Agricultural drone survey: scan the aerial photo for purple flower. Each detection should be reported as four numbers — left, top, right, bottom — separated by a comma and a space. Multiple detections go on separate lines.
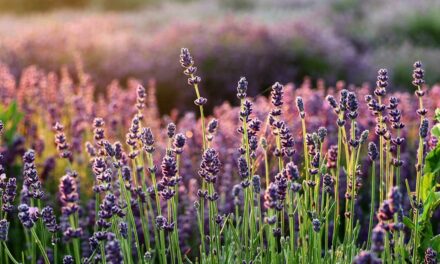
98, 193, 124, 227
371, 224, 385, 253
63, 255, 74, 264
326, 95, 338, 110
41, 206, 59, 233
199, 148, 221, 184
160, 155, 179, 199
22, 149, 44, 200
207, 119, 219, 135
412, 61, 425, 87
232, 184, 242, 206
424, 247, 437, 264
284, 162, 300, 181
237, 156, 249, 181
420, 119, 429, 138
119, 222, 128, 239
155, 216, 174, 232
53, 123, 72, 160
271, 82, 283, 107
180, 48, 194, 69
136, 85, 146, 111
59, 172, 79, 216
140, 127, 155, 153
252, 175, 261, 194
18, 204, 38, 229
173, 133, 186, 154
375, 69, 388, 97
323, 174, 334, 194
167, 123, 176, 139
327, 145, 338, 169
2, 177, 17, 213
264, 183, 279, 210
89, 236, 99, 251
127, 115, 141, 149
353, 251, 382, 264
236, 77, 248, 99
368, 142, 378, 161
0, 219, 9, 241
296, 96, 304, 116
312, 218, 321, 232
105, 235, 123, 264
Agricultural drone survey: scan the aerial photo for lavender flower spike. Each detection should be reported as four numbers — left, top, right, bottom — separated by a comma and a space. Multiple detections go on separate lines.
0, 219, 9, 241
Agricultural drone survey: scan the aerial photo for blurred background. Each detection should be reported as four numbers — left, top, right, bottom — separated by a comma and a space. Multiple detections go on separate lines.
1, 0, 440, 114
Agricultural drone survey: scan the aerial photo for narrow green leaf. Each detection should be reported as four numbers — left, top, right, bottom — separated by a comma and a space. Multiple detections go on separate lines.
421, 173, 435, 201
403, 216, 415, 230
430, 234, 440, 252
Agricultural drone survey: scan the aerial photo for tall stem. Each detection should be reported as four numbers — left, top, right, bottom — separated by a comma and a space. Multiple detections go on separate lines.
413, 84, 425, 264
30, 228, 50, 264
367, 161, 376, 248
189, 74, 207, 258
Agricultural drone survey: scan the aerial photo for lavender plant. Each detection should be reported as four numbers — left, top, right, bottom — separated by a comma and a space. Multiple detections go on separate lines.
0, 50, 439, 264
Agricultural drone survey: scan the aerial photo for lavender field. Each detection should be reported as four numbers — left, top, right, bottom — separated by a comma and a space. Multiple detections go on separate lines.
1, 1, 440, 264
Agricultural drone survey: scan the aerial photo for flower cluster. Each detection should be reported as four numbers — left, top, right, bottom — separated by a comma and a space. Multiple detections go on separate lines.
54, 122, 73, 160
22, 149, 44, 200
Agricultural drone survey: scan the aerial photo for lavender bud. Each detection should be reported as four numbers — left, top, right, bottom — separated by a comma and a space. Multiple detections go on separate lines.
260, 137, 268, 150
194, 97, 207, 106
232, 184, 241, 197
18, 204, 36, 229
312, 218, 321, 232
237, 156, 249, 180
237, 77, 248, 99
317, 127, 327, 142
353, 251, 382, 264
271, 82, 284, 107
119, 222, 128, 239
63, 255, 74, 264
167, 123, 176, 139
284, 162, 300, 181
59, 173, 79, 216
323, 174, 334, 193
326, 95, 338, 109
140, 128, 155, 146
2, 177, 17, 213
368, 142, 378, 161
424, 247, 437, 264
180, 48, 194, 68
375, 69, 388, 97
0, 219, 9, 241
412, 61, 425, 87
89, 236, 99, 251
419, 119, 429, 138
105, 235, 123, 264
371, 225, 385, 253
296, 97, 304, 114
252, 175, 261, 194
173, 133, 186, 150
360, 130, 369, 144
290, 182, 301, 192
41, 206, 59, 233
347, 92, 359, 113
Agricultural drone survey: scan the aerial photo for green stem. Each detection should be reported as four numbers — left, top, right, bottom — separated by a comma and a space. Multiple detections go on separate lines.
367, 161, 376, 248
30, 228, 50, 264
2, 242, 20, 264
